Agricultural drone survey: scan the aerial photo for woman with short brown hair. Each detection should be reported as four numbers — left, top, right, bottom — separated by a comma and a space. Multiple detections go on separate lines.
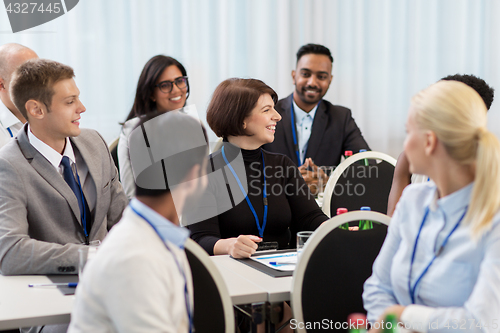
185, 78, 328, 258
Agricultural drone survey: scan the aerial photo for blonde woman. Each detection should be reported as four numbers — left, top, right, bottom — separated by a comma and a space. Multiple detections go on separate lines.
363, 80, 500, 332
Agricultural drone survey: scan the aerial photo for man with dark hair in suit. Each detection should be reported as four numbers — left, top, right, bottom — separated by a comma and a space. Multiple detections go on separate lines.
263, 43, 370, 194
69, 111, 209, 333
0, 58, 127, 278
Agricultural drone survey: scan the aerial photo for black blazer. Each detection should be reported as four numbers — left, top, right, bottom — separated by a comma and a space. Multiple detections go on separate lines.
263, 94, 370, 167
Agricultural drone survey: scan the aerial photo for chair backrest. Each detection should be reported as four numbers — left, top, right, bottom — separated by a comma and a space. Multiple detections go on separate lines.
291, 211, 390, 333
211, 137, 224, 153
322, 151, 397, 217
108, 137, 120, 174
184, 239, 235, 333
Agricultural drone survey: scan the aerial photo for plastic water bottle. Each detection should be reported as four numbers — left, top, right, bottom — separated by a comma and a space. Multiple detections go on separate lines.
383, 313, 399, 333
359, 206, 373, 230
348, 313, 368, 333
337, 208, 350, 230
359, 149, 369, 166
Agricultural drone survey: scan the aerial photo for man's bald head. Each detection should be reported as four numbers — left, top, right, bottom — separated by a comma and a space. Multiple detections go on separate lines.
0, 43, 38, 119
0, 43, 38, 88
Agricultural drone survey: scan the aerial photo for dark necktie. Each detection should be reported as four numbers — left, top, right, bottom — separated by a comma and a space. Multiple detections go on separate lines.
61, 156, 91, 237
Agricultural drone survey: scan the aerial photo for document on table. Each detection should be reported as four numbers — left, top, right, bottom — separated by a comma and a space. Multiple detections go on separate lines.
250, 252, 297, 271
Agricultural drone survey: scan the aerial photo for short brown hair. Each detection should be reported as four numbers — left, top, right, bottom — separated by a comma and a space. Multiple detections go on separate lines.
10, 59, 74, 120
207, 78, 278, 137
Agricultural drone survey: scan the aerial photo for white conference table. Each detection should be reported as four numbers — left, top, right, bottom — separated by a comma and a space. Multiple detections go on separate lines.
211, 255, 293, 304
0, 255, 293, 330
0, 275, 76, 330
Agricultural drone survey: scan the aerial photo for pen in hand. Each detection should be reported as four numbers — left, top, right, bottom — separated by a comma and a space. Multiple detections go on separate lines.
28, 283, 78, 288
269, 262, 295, 266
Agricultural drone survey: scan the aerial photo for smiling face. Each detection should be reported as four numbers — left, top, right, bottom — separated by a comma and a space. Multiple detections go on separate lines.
241, 93, 282, 147
42, 78, 86, 140
152, 65, 188, 112
292, 53, 333, 111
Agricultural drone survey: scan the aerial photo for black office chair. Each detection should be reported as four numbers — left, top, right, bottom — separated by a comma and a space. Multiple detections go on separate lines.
322, 151, 396, 217
184, 239, 235, 333
108, 137, 120, 175
291, 211, 390, 333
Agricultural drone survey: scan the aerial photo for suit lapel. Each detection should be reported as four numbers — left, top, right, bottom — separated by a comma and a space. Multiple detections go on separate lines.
71, 134, 102, 216
280, 94, 300, 166
17, 125, 81, 223
305, 100, 328, 163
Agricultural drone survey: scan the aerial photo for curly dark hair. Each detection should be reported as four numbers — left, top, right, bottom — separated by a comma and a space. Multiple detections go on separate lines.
441, 74, 494, 110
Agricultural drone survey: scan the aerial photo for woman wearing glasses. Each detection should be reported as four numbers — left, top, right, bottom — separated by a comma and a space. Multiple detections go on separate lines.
363, 80, 500, 331
118, 55, 189, 199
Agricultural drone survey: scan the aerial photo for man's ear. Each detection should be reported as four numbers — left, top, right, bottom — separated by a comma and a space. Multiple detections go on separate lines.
424, 130, 438, 156
181, 164, 201, 192
25, 100, 45, 120
0, 77, 6, 91
291, 70, 296, 85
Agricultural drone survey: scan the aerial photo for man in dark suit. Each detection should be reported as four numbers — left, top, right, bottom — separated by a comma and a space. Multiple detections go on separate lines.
263, 44, 370, 194
0, 58, 128, 278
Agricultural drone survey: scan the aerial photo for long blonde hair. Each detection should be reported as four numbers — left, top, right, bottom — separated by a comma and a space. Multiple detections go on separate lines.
411, 80, 500, 239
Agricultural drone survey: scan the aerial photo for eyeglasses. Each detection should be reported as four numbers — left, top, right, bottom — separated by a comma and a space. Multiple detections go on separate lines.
155, 76, 189, 93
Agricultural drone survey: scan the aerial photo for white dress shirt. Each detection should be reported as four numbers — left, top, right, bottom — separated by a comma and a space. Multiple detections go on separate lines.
0, 100, 23, 148
68, 200, 193, 333
117, 117, 140, 200
292, 100, 318, 166
363, 181, 500, 332
27, 125, 96, 211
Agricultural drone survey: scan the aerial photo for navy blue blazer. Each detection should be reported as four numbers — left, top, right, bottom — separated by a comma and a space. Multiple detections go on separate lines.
263, 94, 370, 167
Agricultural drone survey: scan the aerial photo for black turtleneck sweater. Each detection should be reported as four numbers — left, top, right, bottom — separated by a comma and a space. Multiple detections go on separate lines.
185, 141, 328, 255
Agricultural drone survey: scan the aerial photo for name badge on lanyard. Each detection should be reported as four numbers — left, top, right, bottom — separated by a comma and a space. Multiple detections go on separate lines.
130, 206, 193, 333
408, 206, 467, 304
290, 95, 321, 166
222, 146, 268, 238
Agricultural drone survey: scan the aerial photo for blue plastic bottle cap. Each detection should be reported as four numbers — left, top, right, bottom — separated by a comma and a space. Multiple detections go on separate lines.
359, 149, 367, 153
360, 206, 371, 211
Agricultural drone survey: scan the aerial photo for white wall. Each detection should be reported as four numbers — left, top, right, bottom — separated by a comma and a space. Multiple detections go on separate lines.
1, 0, 498, 158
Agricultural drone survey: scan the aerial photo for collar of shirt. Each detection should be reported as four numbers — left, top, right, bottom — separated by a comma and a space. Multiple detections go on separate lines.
292, 99, 318, 125
0, 100, 23, 132
27, 124, 76, 169
129, 198, 190, 249
428, 181, 473, 215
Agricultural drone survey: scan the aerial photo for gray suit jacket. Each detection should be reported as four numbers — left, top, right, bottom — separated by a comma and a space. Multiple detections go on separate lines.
0, 125, 128, 275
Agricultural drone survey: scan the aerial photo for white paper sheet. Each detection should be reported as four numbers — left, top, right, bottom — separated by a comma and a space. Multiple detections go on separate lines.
250, 252, 297, 271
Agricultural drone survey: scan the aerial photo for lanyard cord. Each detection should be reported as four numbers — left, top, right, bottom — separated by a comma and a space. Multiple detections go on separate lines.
290, 95, 321, 167
130, 206, 193, 333
290, 98, 302, 166
408, 206, 468, 304
221, 146, 268, 238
